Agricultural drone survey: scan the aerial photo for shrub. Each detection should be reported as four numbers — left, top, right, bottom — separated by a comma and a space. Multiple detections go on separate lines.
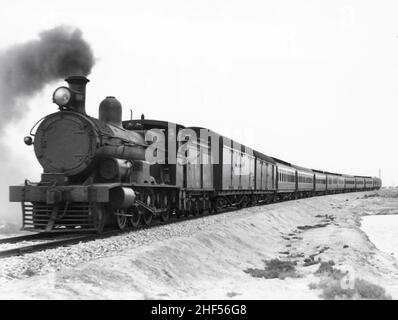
362, 194, 378, 199
354, 279, 391, 300
315, 261, 346, 280
310, 261, 391, 300
245, 259, 300, 280
315, 278, 392, 300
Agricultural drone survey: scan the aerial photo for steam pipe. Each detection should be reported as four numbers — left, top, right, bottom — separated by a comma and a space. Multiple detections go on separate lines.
96, 145, 147, 161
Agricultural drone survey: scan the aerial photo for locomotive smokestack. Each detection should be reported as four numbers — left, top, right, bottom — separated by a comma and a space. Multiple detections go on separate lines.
65, 76, 89, 114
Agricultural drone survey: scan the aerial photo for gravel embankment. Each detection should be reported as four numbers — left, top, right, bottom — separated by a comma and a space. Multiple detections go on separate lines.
0, 208, 260, 281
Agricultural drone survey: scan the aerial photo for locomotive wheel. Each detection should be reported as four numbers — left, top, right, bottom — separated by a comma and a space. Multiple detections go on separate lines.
190, 200, 200, 216
142, 210, 153, 226
115, 209, 128, 231
94, 204, 106, 234
160, 193, 170, 222
160, 210, 170, 222
142, 191, 154, 226
128, 207, 141, 228
176, 209, 186, 219
214, 198, 225, 212
192, 207, 199, 216
196, 200, 204, 215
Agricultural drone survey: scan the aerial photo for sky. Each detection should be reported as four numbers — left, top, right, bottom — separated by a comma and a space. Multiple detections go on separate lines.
0, 0, 397, 222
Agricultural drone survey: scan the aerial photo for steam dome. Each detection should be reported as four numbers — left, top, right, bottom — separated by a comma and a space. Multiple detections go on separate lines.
99, 96, 122, 127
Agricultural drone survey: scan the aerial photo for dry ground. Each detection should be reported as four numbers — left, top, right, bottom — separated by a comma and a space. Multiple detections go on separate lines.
0, 189, 397, 299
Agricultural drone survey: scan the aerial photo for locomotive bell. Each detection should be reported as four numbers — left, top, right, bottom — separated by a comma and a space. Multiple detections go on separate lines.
99, 96, 123, 127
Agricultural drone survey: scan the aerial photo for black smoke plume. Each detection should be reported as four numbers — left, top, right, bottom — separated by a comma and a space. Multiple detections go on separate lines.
0, 25, 95, 124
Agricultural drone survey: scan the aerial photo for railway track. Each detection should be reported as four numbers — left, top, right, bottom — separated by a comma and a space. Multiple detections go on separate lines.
0, 233, 60, 245
0, 230, 124, 259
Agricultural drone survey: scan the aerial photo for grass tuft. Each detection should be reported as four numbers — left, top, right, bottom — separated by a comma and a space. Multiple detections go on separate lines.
244, 259, 300, 280
354, 278, 391, 300
310, 261, 391, 300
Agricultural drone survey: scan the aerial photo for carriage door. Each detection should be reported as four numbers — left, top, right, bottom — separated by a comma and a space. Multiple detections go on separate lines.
222, 146, 233, 189
186, 143, 201, 189
231, 150, 241, 189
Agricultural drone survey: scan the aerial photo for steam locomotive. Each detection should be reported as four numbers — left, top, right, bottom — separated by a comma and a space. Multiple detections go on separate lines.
9, 76, 382, 233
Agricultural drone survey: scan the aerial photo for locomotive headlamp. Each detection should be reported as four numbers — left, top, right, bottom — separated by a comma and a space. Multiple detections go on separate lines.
53, 87, 73, 107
